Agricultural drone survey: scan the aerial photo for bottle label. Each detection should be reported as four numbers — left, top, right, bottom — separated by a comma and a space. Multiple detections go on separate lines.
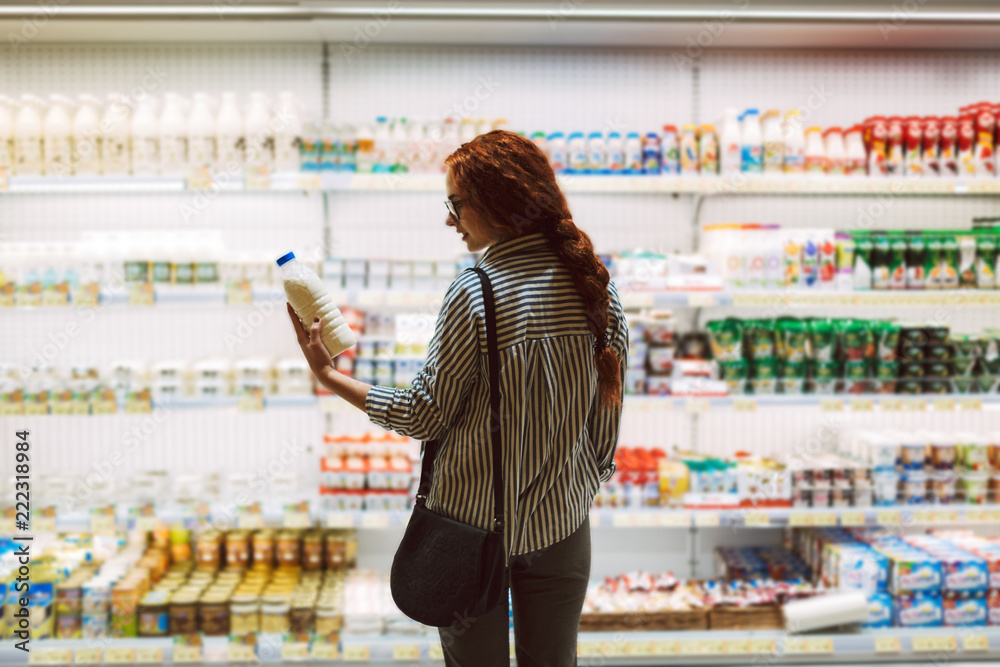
133, 137, 160, 170
189, 137, 216, 166
161, 136, 188, 166
15, 137, 43, 173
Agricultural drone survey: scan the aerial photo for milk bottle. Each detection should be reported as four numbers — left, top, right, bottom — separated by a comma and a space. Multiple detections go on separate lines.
159, 92, 189, 176
131, 96, 160, 175
44, 94, 74, 176
15, 94, 45, 176
216, 92, 244, 169
245, 92, 274, 170
274, 91, 302, 173
73, 94, 103, 175
0, 95, 15, 172
188, 92, 217, 169
278, 251, 357, 358
101, 94, 131, 175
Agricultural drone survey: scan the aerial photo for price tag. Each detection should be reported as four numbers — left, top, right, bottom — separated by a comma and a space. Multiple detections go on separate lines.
652, 641, 678, 655
694, 512, 720, 527
50, 400, 75, 415
933, 509, 959, 524
744, 511, 770, 526
392, 645, 420, 660
965, 509, 987, 523
90, 507, 116, 533
963, 634, 989, 651
33, 508, 57, 533
788, 512, 812, 527
726, 639, 750, 654
658, 511, 690, 527
989, 509, 1000, 524
135, 647, 163, 663
173, 645, 202, 663
959, 397, 983, 411
685, 398, 709, 413
91, 399, 117, 414
874, 636, 901, 653
104, 648, 135, 664
280, 643, 310, 660
125, 395, 152, 414
850, 398, 874, 412
748, 638, 776, 655
813, 512, 837, 527
361, 512, 390, 528
677, 641, 702, 655
912, 509, 933, 524
29, 650, 72, 665
688, 293, 715, 307
902, 397, 926, 411
913, 636, 956, 652
881, 397, 903, 411
428, 644, 445, 659
74, 649, 101, 665
612, 513, 637, 528
600, 642, 627, 657
283, 510, 311, 528
840, 511, 866, 526
783, 638, 808, 654
245, 165, 271, 190
186, 165, 213, 190
236, 509, 264, 530
876, 510, 901, 526
238, 389, 264, 412
342, 645, 370, 661
23, 401, 48, 415
820, 398, 844, 411
510, 642, 516, 659
626, 641, 654, 656
634, 512, 657, 527
807, 638, 834, 653
297, 173, 322, 190
128, 282, 155, 307
577, 642, 602, 657
933, 397, 956, 411
310, 642, 338, 660
0, 402, 23, 416
733, 397, 756, 412
228, 644, 257, 661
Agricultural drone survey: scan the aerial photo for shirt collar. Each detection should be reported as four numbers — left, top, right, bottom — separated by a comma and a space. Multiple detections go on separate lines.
476, 232, 549, 268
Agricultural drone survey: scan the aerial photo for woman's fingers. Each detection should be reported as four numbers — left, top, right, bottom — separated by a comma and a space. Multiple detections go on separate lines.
309, 316, 322, 343
287, 303, 307, 343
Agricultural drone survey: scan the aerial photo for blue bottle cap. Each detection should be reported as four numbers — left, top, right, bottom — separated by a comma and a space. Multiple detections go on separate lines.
276, 251, 296, 266
588, 132, 602, 138
608, 132, 621, 138
627, 132, 640, 138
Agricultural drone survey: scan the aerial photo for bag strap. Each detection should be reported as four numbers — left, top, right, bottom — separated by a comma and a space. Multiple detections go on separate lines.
415, 267, 504, 533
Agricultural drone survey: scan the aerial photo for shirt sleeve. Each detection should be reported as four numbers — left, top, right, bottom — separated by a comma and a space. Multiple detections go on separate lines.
365, 275, 481, 441
588, 281, 629, 483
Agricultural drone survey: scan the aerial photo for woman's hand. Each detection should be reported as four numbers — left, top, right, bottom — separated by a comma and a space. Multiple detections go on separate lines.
287, 303, 335, 379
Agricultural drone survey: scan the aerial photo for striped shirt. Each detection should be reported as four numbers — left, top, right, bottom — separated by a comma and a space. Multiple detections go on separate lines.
366, 232, 628, 557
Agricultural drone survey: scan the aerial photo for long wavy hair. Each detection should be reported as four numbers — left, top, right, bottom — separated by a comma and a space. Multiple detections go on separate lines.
445, 130, 621, 407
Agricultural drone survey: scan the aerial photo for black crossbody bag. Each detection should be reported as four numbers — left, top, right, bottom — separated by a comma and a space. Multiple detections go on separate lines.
389, 267, 508, 628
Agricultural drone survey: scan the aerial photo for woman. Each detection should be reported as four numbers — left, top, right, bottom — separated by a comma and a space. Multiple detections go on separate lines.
288, 130, 628, 666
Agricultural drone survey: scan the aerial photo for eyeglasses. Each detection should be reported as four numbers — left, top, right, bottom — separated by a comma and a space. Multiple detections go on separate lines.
445, 198, 463, 221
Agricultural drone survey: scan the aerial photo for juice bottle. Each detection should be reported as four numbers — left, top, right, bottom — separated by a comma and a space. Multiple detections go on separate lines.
761, 109, 783, 173
71, 94, 100, 176
187, 92, 217, 170
274, 91, 303, 173
14, 93, 44, 176
0, 95, 13, 173
101, 93, 131, 175
886, 116, 904, 176
44, 94, 73, 177
720, 108, 742, 174
783, 231, 803, 288
606, 132, 624, 173
355, 122, 375, 173
844, 125, 866, 175
902, 116, 923, 177
660, 125, 679, 174
587, 132, 606, 174
278, 251, 357, 358
865, 116, 888, 177
679, 125, 698, 175
924, 233, 944, 290
871, 235, 891, 290
974, 102, 996, 176
853, 232, 873, 290
547, 132, 567, 173
888, 232, 908, 290
245, 92, 274, 170
804, 127, 826, 173
957, 112, 976, 176
975, 233, 997, 289
939, 116, 958, 176
905, 234, 926, 290
625, 132, 643, 174
740, 109, 762, 173
159, 92, 189, 176
801, 232, 820, 288
642, 132, 660, 174
823, 127, 845, 175
941, 235, 960, 288
130, 95, 160, 176
782, 110, 805, 173
568, 132, 587, 173
698, 124, 718, 174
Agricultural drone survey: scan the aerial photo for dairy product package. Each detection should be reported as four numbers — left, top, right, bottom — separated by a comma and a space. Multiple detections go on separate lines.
278, 251, 357, 358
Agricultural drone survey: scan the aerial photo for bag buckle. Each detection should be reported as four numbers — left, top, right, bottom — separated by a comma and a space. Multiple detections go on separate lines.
493, 518, 504, 530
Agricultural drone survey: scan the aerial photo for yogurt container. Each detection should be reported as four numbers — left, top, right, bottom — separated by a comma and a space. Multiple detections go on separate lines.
929, 472, 957, 505
960, 472, 989, 505
930, 434, 957, 471
901, 470, 928, 505
958, 434, 990, 472
900, 438, 927, 471
874, 471, 900, 506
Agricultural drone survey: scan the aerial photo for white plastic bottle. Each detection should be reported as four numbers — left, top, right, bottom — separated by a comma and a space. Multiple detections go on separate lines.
101, 93, 131, 175
625, 132, 643, 174
390, 117, 409, 173
373, 116, 391, 172
278, 251, 357, 358
73, 94, 103, 176
216, 92, 244, 169
244, 92, 274, 171
761, 109, 784, 174
188, 92, 216, 169
355, 122, 375, 173
547, 132, 567, 173
274, 91, 303, 173
606, 132, 624, 173
844, 126, 867, 176
824, 127, 846, 175
131, 96, 160, 175
44, 94, 74, 177
719, 107, 742, 174
14, 94, 45, 176
782, 110, 805, 173
0, 95, 16, 172
740, 109, 763, 173
804, 127, 827, 174
159, 92, 189, 176
587, 132, 606, 174
568, 132, 587, 173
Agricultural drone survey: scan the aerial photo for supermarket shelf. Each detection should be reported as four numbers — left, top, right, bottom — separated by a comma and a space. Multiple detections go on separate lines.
5, 173, 1000, 195
5, 628, 1000, 666
591, 505, 1000, 530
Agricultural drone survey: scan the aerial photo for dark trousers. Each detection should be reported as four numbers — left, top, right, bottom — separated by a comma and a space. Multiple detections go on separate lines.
439, 518, 591, 667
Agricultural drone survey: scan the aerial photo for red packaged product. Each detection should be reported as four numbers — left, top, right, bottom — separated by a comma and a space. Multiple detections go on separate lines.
886, 116, 904, 176
866, 116, 889, 176
989, 589, 1000, 626
940, 116, 958, 176
903, 116, 924, 177
958, 113, 977, 176
922, 116, 941, 176
974, 102, 996, 176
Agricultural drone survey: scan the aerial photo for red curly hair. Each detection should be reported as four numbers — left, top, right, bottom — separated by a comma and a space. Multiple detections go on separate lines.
446, 130, 621, 408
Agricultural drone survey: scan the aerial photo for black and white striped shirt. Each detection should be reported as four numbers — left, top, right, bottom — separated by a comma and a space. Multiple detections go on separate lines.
366, 232, 628, 556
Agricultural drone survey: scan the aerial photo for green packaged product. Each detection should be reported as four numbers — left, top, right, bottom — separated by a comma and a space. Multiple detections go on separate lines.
775, 319, 808, 362
939, 235, 960, 288
953, 377, 978, 394
872, 235, 891, 290
752, 358, 777, 380
706, 319, 743, 362
743, 319, 776, 360
954, 357, 978, 377
873, 321, 900, 361
975, 234, 997, 289
899, 344, 924, 363
876, 361, 898, 380
844, 359, 870, 380
888, 232, 908, 290
906, 234, 926, 289
812, 361, 839, 382
752, 378, 777, 396
958, 234, 977, 288
807, 319, 836, 362
900, 326, 929, 347
924, 343, 955, 361
874, 379, 897, 394
924, 361, 954, 378
779, 377, 805, 394
780, 361, 807, 379
900, 361, 924, 378
923, 379, 952, 394
719, 360, 749, 395
952, 335, 982, 358
897, 379, 923, 394
837, 319, 872, 361
979, 375, 998, 392
853, 233, 874, 290
924, 234, 944, 290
